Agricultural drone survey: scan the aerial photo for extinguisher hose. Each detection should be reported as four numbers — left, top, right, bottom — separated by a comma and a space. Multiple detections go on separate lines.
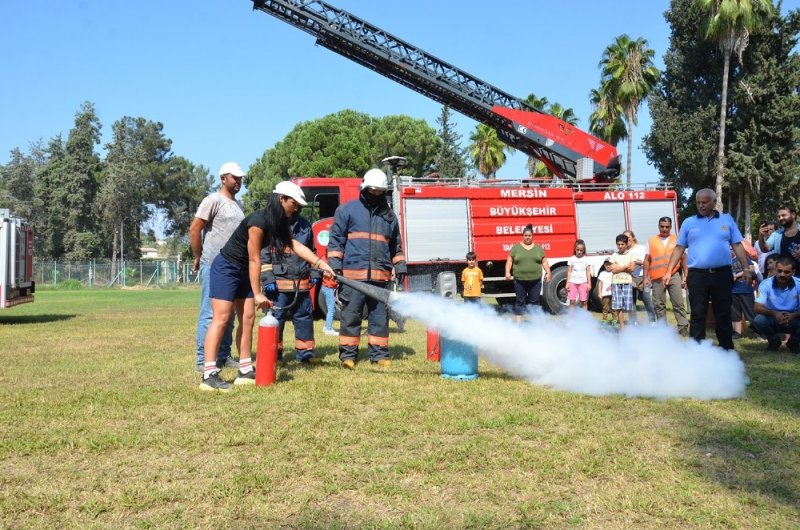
265, 270, 311, 312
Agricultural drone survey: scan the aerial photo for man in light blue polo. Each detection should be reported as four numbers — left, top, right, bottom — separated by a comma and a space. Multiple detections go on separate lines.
663, 189, 752, 350
751, 257, 800, 353
757, 205, 800, 277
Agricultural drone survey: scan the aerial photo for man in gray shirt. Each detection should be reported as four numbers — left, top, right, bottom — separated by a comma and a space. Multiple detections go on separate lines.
189, 162, 245, 372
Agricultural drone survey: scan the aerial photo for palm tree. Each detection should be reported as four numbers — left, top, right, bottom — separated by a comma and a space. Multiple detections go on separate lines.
469, 124, 510, 179
696, 0, 775, 211
589, 84, 627, 147
599, 34, 659, 189
523, 92, 549, 111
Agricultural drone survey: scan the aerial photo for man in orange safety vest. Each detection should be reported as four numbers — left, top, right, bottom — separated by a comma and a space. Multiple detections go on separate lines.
643, 216, 689, 336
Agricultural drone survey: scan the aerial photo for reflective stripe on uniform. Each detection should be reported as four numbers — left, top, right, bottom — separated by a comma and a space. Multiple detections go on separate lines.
339, 334, 361, 347
392, 254, 405, 264
348, 231, 390, 243
276, 278, 310, 291
295, 338, 315, 350
343, 269, 392, 281
367, 334, 389, 347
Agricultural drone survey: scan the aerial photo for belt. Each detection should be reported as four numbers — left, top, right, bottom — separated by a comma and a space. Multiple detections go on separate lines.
688, 266, 730, 273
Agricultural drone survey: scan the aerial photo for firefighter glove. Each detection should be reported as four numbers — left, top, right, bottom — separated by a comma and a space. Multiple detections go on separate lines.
394, 262, 407, 283
260, 270, 277, 286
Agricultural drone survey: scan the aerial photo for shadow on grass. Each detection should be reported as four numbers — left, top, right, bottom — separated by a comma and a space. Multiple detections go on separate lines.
670, 401, 799, 509
0, 314, 77, 325
741, 353, 800, 417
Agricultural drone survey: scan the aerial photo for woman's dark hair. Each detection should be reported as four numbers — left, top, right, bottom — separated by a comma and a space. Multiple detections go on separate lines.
616, 234, 629, 244
574, 239, 586, 252
262, 193, 293, 255
763, 253, 780, 278
522, 224, 534, 235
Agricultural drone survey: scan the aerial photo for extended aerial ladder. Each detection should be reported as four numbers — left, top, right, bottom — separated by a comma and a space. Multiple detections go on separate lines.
250, 0, 620, 182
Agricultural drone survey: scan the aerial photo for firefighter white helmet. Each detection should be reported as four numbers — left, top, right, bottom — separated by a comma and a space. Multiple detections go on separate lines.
273, 180, 308, 206
361, 168, 389, 191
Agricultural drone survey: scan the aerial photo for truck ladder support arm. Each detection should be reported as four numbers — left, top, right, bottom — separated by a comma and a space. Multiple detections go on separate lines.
250, 0, 617, 179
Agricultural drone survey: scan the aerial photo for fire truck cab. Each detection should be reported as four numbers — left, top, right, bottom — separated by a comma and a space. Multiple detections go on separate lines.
295, 177, 678, 313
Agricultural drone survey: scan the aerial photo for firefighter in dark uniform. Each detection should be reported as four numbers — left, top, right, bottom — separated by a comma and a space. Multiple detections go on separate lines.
326, 168, 406, 369
260, 211, 323, 365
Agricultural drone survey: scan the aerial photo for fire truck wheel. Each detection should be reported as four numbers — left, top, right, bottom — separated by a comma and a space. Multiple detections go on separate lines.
542, 267, 569, 314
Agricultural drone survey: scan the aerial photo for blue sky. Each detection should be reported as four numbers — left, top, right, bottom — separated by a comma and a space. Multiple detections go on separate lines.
3, 0, 799, 190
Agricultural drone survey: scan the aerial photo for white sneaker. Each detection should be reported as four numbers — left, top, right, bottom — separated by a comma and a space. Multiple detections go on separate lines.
324, 328, 339, 336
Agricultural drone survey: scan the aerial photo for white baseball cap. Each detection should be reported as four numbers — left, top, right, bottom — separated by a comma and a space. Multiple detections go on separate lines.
219, 161, 246, 178
273, 180, 308, 206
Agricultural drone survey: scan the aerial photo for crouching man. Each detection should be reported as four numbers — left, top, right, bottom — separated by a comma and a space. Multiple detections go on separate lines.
751, 257, 800, 353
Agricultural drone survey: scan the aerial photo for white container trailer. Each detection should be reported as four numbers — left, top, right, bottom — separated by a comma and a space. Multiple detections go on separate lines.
0, 209, 35, 308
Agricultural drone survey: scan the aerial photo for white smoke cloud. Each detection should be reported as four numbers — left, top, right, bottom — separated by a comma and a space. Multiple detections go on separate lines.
392, 293, 749, 400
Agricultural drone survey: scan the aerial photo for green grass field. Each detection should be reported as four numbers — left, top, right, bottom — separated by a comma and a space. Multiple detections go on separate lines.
1, 289, 799, 528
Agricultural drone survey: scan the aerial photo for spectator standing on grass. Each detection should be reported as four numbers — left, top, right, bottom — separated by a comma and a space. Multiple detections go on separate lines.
758, 206, 800, 277
505, 224, 551, 323
643, 216, 689, 336
624, 230, 656, 325
189, 162, 245, 373
597, 259, 614, 324
199, 181, 334, 391
321, 275, 338, 335
260, 209, 323, 365
327, 168, 406, 370
566, 239, 591, 312
750, 257, 800, 353
609, 233, 635, 330
730, 250, 756, 340
663, 188, 752, 351
461, 251, 484, 304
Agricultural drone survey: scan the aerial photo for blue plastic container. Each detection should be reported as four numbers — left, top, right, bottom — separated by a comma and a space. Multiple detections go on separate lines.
440, 337, 479, 380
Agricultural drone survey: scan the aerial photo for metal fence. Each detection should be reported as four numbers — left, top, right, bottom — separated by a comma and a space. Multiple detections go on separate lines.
33, 260, 200, 288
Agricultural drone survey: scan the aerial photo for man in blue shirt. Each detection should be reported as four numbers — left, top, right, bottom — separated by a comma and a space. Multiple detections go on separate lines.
663, 189, 752, 350
757, 205, 800, 276
751, 257, 800, 353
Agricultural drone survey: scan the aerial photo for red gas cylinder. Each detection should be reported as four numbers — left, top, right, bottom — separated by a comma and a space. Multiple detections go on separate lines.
256, 311, 280, 387
426, 329, 441, 362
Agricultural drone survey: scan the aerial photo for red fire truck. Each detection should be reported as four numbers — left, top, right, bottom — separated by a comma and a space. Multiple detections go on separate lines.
0, 209, 35, 308
298, 177, 677, 312
250, 1, 679, 311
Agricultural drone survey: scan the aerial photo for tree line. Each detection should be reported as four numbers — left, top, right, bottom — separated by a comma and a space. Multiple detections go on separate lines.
0, 102, 212, 265
2, 0, 798, 262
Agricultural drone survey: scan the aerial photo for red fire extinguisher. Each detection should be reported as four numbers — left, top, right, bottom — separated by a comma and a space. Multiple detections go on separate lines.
426, 328, 441, 362
256, 310, 280, 387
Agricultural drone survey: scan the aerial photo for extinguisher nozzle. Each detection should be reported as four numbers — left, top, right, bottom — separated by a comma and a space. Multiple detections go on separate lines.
334, 275, 394, 305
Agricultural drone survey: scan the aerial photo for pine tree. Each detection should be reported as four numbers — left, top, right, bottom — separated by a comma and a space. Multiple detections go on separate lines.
433, 106, 467, 180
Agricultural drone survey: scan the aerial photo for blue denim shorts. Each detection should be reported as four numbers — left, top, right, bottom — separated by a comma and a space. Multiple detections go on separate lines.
209, 254, 254, 301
